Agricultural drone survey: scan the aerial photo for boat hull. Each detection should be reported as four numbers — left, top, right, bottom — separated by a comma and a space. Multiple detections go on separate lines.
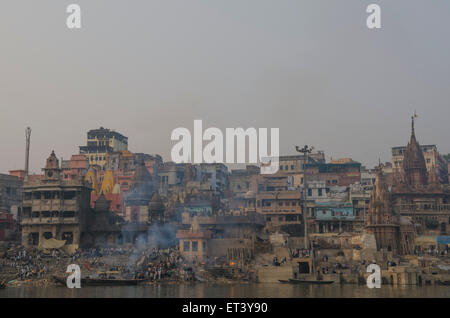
53, 275, 145, 286
288, 278, 334, 285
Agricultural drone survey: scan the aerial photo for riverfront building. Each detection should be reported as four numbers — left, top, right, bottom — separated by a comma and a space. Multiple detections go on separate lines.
21, 151, 92, 248
79, 127, 128, 167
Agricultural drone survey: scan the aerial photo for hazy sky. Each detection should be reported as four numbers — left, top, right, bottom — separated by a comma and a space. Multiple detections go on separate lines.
1, 1, 449, 174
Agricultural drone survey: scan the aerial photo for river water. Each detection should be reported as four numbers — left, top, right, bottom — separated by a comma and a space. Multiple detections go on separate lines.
1, 283, 449, 298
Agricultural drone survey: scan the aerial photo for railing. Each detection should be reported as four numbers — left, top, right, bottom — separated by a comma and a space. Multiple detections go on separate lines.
395, 204, 450, 212
21, 217, 79, 225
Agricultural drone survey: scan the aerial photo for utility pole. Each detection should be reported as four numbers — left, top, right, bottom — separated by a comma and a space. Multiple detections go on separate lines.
296, 145, 314, 250
25, 127, 31, 178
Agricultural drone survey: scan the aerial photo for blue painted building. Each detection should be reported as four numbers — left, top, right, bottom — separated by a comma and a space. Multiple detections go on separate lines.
313, 202, 355, 233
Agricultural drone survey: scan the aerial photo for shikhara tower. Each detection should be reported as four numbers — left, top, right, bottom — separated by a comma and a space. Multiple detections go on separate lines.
401, 115, 428, 188
391, 115, 449, 236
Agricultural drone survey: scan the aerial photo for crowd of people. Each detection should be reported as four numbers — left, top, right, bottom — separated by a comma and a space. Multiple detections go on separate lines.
131, 248, 186, 280
0, 244, 192, 284
291, 248, 312, 258
0, 245, 61, 280
414, 246, 449, 257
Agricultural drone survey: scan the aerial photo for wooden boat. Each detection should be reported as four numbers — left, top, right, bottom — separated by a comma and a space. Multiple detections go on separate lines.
288, 278, 334, 285
53, 275, 146, 286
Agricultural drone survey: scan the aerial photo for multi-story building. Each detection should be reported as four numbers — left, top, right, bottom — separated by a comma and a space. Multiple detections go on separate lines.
304, 159, 361, 187
229, 165, 260, 197
255, 190, 304, 233
196, 163, 229, 194
0, 173, 23, 224
277, 152, 326, 174
261, 152, 326, 187
61, 155, 89, 181
0, 212, 15, 241
349, 183, 371, 225
311, 202, 355, 233
158, 162, 186, 193
178, 212, 265, 263
21, 151, 92, 247
79, 127, 128, 167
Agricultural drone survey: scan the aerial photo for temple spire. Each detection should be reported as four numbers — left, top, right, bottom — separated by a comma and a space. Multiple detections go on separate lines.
403, 111, 428, 187
411, 111, 417, 137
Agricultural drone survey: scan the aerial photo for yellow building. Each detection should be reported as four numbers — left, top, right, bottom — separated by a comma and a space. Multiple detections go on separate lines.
176, 217, 212, 263
79, 127, 128, 167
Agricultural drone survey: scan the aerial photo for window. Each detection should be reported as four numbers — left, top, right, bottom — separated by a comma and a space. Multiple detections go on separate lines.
308, 189, 312, 196
318, 189, 323, 196
63, 211, 75, 218
183, 241, 190, 251
286, 215, 297, 222
291, 165, 294, 170
280, 166, 283, 171
192, 241, 198, 252
23, 207, 31, 218
202, 241, 206, 251
62, 232, 73, 244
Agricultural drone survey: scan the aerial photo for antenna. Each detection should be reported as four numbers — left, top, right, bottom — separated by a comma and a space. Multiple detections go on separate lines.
25, 127, 31, 177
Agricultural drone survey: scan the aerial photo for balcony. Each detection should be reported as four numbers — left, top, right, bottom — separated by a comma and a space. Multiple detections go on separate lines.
395, 204, 450, 213
21, 217, 79, 225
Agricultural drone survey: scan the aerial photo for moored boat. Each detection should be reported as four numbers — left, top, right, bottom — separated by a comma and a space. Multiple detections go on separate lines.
53, 275, 146, 286
288, 278, 334, 285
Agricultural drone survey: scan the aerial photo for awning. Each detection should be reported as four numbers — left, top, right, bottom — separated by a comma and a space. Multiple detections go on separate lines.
38, 238, 66, 250
437, 236, 450, 245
